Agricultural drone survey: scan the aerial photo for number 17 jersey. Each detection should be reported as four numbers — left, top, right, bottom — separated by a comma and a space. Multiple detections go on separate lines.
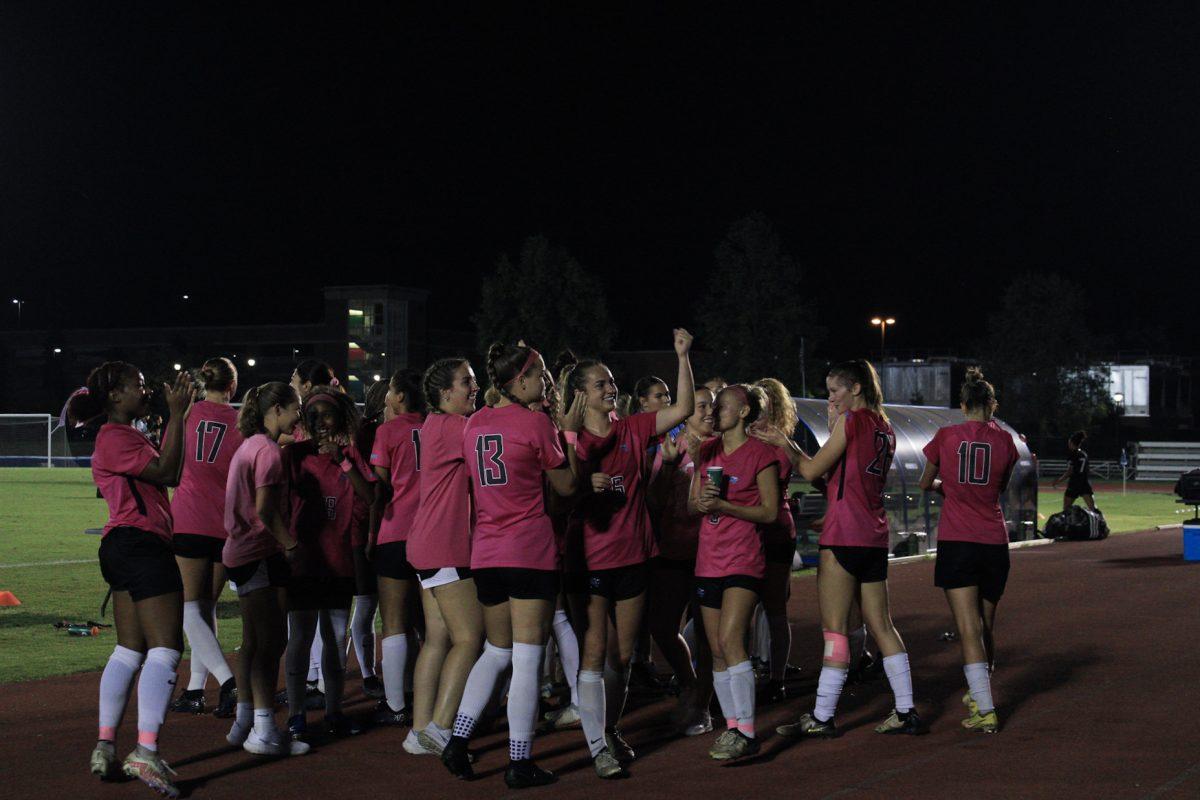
169, 400, 244, 538
820, 409, 895, 549
923, 420, 1018, 545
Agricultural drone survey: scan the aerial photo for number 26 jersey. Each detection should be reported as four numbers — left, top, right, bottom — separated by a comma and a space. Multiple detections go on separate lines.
820, 409, 895, 549
923, 420, 1018, 545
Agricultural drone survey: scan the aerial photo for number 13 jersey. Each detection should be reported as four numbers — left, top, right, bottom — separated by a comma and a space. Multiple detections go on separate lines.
820, 409, 895, 549
464, 403, 567, 571
923, 420, 1019, 545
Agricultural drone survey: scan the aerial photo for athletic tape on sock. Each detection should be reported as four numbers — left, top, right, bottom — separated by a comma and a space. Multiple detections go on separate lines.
823, 630, 850, 665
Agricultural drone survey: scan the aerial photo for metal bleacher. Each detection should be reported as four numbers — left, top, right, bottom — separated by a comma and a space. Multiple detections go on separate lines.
1132, 442, 1200, 482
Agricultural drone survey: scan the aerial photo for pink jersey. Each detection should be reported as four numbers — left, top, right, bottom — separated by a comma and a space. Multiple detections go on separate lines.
575, 411, 658, 570
820, 409, 895, 549
657, 435, 707, 561
284, 442, 374, 578
370, 412, 425, 546
465, 404, 567, 571
694, 436, 777, 579
406, 413, 473, 570
222, 434, 286, 568
923, 420, 1019, 545
168, 401, 243, 539
92, 423, 173, 541
762, 444, 796, 544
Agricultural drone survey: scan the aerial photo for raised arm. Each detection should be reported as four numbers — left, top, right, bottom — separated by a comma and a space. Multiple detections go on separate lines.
655, 328, 695, 435
137, 372, 194, 487
546, 390, 586, 497
799, 414, 848, 482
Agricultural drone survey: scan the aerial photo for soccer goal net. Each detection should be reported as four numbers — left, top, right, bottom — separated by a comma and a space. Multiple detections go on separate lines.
0, 414, 75, 467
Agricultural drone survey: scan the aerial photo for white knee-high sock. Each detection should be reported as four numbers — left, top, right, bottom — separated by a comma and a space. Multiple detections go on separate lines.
602, 663, 628, 728
552, 610, 580, 706
813, 666, 848, 722
728, 659, 756, 737
183, 600, 233, 687
381, 633, 408, 712
452, 641, 512, 739
752, 605, 770, 663
136, 648, 181, 751
348, 595, 378, 678
767, 613, 791, 682
964, 662, 994, 713
577, 669, 606, 757
883, 652, 914, 713
99, 645, 144, 741
508, 643, 544, 762
712, 669, 736, 729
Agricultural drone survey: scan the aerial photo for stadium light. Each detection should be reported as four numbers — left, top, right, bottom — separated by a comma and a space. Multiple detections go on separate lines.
373, 374, 381, 381
12, 298, 23, 327
246, 358, 257, 367
870, 316, 896, 361
173, 363, 182, 371
182, 294, 190, 300
53, 348, 62, 354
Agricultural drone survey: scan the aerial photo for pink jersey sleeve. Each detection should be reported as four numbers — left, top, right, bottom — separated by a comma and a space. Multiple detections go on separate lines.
629, 411, 658, 449
253, 442, 284, 488
922, 428, 942, 466
532, 414, 566, 472
346, 446, 376, 482
99, 425, 158, 477
369, 424, 393, 468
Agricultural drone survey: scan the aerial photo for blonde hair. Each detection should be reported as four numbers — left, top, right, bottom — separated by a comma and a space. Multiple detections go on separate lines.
754, 377, 797, 436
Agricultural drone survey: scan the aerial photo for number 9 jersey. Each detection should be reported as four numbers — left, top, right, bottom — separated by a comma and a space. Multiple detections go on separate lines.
168, 399, 244, 539
820, 409, 895, 549
923, 420, 1019, 545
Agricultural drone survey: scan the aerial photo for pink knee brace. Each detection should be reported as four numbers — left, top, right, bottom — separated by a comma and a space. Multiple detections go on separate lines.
822, 630, 850, 666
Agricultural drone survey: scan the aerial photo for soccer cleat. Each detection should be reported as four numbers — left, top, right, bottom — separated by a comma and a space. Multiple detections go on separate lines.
362, 675, 385, 700
441, 735, 475, 780
287, 713, 308, 741
325, 713, 364, 737
710, 730, 760, 761
212, 678, 237, 718
409, 728, 444, 756
683, 710, 714, 737
372, 699, 411, 727
592, 747, 628, 779
243, 728, 311, 756
542, 702, 581, 730
90, 741, 117, 779
776, 712, 838, 739
875, 708, 927, 735
962, 691, 979, 716
504, 759, 558, 789
168, 688, 205, 715
304, 682, 326, 711
122, 747, 180, 798
605, 728, 635, 763
962, 709, 999, 733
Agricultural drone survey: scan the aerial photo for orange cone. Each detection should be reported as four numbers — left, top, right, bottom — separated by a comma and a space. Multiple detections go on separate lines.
0, 591, 21, 606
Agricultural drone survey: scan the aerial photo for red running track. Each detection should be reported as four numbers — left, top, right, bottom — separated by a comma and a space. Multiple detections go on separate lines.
2, 529, 1198, 799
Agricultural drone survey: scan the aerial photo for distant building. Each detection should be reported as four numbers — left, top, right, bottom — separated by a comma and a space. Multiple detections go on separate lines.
0, 285, 454, 412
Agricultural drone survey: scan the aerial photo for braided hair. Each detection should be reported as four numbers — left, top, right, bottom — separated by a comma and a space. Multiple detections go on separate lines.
486, 341, 537, 406
423, 358, 468, 414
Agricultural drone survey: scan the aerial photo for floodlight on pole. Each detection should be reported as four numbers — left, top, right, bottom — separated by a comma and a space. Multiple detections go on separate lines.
12, 298, 24, 327
870, 316, 896, 361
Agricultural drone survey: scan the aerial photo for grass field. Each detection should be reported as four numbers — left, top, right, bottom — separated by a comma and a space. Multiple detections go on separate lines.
0, 468, 1189, 684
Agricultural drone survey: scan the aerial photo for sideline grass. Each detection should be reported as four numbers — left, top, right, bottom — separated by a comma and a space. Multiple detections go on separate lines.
0, 468, 1189, 683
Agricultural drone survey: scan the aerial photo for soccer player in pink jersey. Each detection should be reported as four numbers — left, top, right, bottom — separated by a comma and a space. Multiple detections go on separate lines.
402, 360, 483, 756
222, 382, 308, 758
690, 384, 780, 760
73, 362, 194, 797
777, 360, 924, 739
367, 368, 426, 731
749, 377, 800, 704
167, 357, 243, 719
560, 329, 695, 778
439, 342, 585, 788
281, 388, 377, 740
919, 368, 1019, 734
648, 387, 717, 735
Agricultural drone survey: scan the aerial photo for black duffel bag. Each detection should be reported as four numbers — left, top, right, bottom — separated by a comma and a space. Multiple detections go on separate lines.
1045, 505, 1109, 540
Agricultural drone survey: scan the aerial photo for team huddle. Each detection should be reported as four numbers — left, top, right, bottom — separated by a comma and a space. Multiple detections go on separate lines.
73, 330, 1019, 797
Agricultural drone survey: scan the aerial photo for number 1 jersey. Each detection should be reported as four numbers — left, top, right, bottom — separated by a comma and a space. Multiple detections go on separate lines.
923, 420, 1018, 545
820, 409, 895, 549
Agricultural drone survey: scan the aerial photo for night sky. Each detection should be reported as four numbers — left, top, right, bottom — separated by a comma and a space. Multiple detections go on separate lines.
4, 4, 1199, 358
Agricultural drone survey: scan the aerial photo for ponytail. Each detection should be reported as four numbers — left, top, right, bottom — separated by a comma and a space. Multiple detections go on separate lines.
67, 361, 138, 424
485, 341, 538, 405
198, 357, 237, 397
237, 381, 297, 437
423, 358, 468, 415
754, 377, 797, 436
828, 359, 888, 422
387, 368, 425, 416
960, 366, 996, 416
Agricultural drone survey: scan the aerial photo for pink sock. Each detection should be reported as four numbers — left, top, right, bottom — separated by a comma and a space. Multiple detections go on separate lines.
726, 717, 738, 730
98, 726, 117, 741
137, 730, 158, 751
738, 720, 756, 737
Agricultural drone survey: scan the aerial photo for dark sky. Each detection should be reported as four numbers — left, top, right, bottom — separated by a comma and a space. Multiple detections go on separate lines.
4, 4, 1199, 358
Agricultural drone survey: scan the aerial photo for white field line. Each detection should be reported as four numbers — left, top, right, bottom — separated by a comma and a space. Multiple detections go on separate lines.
0, 558, 98, 569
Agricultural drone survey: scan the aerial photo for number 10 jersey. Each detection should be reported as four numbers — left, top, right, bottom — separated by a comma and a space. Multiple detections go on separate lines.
923, 420, 1019, 545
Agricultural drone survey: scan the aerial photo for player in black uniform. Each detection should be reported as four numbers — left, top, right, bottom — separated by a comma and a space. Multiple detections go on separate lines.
1052, 431, 1095, 511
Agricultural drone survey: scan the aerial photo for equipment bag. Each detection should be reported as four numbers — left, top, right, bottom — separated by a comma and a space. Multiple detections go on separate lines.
1045, 505, 1109, 541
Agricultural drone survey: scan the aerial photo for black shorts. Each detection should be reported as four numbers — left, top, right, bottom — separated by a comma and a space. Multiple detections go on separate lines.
935, 540, 1010, 603
764, 536, 797, 566
172, 533, 225, 561
587, 561, 649, 601
287, 575, 355, 611
226, 553, 291, 597
652, 556, 696, 574
694, 574, 762, 609
821, 545, 888, 583
1065, 482, 1094, 499
473, 567, 560, 607
373, 541, 417, 581
98, 527, 184, 602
